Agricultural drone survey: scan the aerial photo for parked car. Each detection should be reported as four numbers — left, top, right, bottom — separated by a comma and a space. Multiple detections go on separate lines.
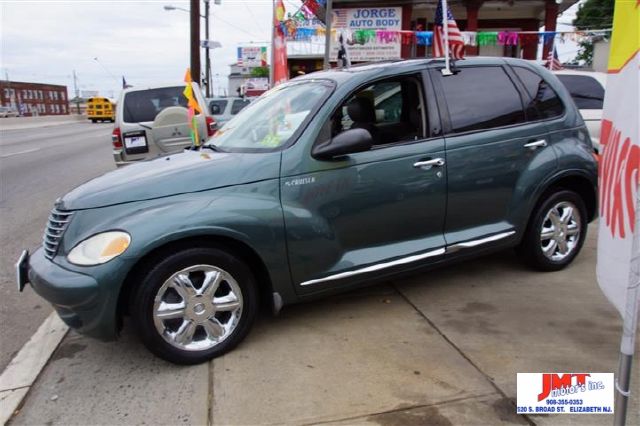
18, 58, 597, 364
207, 97, 251, 127
554, 70, 606, 153
0, 106, 19, 117
111, 83, 215, 166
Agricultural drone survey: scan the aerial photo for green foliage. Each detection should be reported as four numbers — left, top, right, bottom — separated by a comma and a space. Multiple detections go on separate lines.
250, 67, 269, 78
572, 0, 614, 65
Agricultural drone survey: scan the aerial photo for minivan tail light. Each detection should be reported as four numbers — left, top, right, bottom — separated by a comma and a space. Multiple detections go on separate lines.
112, 127, 122, 149
206, 116, 216, 137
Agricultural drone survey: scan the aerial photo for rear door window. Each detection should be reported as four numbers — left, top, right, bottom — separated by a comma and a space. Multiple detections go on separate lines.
231, 99, 251, 115
556, 75, 604, 109
123, 86, 188, 123
209, 100, 228, 115
512, 67, 564, 120
437, 66, 526, 133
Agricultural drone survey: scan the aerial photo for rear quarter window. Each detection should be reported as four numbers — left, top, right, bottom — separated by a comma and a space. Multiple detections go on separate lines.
556, 75, 604, 109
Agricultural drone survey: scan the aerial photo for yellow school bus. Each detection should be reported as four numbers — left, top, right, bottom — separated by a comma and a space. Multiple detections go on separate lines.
87, 97, 115, 123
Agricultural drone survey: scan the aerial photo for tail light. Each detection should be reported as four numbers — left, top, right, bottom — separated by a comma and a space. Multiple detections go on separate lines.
206, 116, 217, 137
111, 127, 122, 149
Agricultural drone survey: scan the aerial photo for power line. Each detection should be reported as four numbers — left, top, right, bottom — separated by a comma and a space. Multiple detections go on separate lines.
211, 12, 264, 40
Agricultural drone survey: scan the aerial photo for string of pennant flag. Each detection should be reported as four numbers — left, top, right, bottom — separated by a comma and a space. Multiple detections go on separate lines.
284, 27, 612, 47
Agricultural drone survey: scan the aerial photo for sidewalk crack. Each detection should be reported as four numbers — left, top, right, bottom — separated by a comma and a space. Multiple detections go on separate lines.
393, 284, 536, 426
207, 359, 214, 426
304, 392, 499, 426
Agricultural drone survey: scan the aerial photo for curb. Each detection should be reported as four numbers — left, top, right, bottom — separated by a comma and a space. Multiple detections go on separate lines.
0, 313, 68, 425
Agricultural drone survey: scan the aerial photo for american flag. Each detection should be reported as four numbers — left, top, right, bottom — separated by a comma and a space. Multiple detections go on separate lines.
546, 44, 563, 70
433, 0, 465, 59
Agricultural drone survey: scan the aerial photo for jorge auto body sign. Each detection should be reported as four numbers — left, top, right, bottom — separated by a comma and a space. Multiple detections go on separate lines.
330, 7, 402, 62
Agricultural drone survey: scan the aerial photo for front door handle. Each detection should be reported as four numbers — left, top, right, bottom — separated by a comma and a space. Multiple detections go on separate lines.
524, 139, 547, 150
413, 158, 445, 170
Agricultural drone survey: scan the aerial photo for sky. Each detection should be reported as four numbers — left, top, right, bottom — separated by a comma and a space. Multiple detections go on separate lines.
0, 0, 290, 98
1, 0, 584, 99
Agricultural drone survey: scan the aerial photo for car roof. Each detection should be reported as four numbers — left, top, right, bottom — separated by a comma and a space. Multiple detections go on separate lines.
292, 57, 543, 86
120, 82, 201, 95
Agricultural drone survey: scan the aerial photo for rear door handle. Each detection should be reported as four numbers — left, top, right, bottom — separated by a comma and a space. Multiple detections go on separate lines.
413, 158, 445, 170
524, 140, 547, 150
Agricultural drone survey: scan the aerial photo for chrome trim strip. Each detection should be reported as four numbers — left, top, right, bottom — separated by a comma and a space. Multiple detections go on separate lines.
300, 247, 446, 286
446, 230, 516, 253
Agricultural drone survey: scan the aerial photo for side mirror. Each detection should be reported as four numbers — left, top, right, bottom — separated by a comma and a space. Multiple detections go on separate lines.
312, 128, 373, 160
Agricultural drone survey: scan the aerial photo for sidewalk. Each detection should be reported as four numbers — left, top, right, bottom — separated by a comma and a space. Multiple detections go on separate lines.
7, 224, 640, 425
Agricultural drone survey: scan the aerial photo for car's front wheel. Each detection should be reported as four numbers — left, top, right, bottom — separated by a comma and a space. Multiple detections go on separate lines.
131, 247, 258, 364
518, 190, 588, 271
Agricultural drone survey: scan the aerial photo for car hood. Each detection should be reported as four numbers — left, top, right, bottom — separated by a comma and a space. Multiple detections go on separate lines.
59, 149, 281, 210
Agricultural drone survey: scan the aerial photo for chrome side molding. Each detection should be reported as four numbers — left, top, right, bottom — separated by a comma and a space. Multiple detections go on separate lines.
300, 247, 446, 286
446, 230, 516, 253
299, 230, 515, 287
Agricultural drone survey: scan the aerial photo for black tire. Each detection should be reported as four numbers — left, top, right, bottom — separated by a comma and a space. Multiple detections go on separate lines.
90, 119, 96, 123
517, 190, 588, 271
131, 247, 258, 364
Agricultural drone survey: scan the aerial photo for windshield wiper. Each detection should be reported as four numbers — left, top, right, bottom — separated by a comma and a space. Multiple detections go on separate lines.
202, 143, 225, 152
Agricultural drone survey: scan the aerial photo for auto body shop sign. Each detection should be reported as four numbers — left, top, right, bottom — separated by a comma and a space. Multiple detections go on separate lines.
331, 7, 402, 62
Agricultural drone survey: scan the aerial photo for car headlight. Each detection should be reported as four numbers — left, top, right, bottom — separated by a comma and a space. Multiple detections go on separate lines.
67, 231, 131, 266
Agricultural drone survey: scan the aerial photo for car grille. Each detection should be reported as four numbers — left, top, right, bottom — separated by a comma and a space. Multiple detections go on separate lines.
43, 208, 74, 260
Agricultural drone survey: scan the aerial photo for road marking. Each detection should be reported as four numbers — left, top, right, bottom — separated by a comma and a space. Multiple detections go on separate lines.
0, 312, 68, 424
0, 148, 40, 158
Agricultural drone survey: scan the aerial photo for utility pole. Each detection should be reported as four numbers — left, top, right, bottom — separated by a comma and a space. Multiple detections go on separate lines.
323, 0, 333, 70
190, 0, 201, 84
73, 70, 81, 115
269, 0, 275, 87
204, 0, 212, 97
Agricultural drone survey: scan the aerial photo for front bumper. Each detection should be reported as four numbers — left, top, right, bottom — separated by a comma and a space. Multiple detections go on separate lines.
19, 247, 119, 340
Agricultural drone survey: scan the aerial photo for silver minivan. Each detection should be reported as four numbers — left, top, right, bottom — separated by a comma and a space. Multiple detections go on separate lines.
112, 83, 215, 166
207, 97, 252, 127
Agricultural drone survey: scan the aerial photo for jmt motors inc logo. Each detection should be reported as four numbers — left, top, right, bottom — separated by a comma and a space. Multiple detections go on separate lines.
516, 373, 614, 414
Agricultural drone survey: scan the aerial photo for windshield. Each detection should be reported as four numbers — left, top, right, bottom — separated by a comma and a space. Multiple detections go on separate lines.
208, 81, 331, 151
123, 86, 190, 123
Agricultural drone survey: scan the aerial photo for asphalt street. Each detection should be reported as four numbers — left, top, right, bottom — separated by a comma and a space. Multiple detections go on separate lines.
0, 121, 115, 371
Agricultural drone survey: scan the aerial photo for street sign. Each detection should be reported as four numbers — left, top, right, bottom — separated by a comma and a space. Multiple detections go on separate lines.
200, 40, 222, 49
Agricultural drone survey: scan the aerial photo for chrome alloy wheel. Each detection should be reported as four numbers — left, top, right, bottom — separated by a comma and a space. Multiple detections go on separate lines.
152, 265, 243, 351
540, 201, 582, 262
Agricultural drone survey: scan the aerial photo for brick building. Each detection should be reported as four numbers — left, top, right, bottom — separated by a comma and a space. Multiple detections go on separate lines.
0, 80, 70, 116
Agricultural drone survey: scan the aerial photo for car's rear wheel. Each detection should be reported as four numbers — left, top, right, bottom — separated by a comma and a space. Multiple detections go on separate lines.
131, 247, 258, 364
517, 190, 588, 271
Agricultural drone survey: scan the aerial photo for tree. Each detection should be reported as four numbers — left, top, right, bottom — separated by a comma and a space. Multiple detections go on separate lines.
250, 66, 269, 78
572, 0, 614, 65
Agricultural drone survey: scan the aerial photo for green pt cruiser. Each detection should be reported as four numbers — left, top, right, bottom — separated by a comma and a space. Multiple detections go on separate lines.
17, 58, 598, 364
